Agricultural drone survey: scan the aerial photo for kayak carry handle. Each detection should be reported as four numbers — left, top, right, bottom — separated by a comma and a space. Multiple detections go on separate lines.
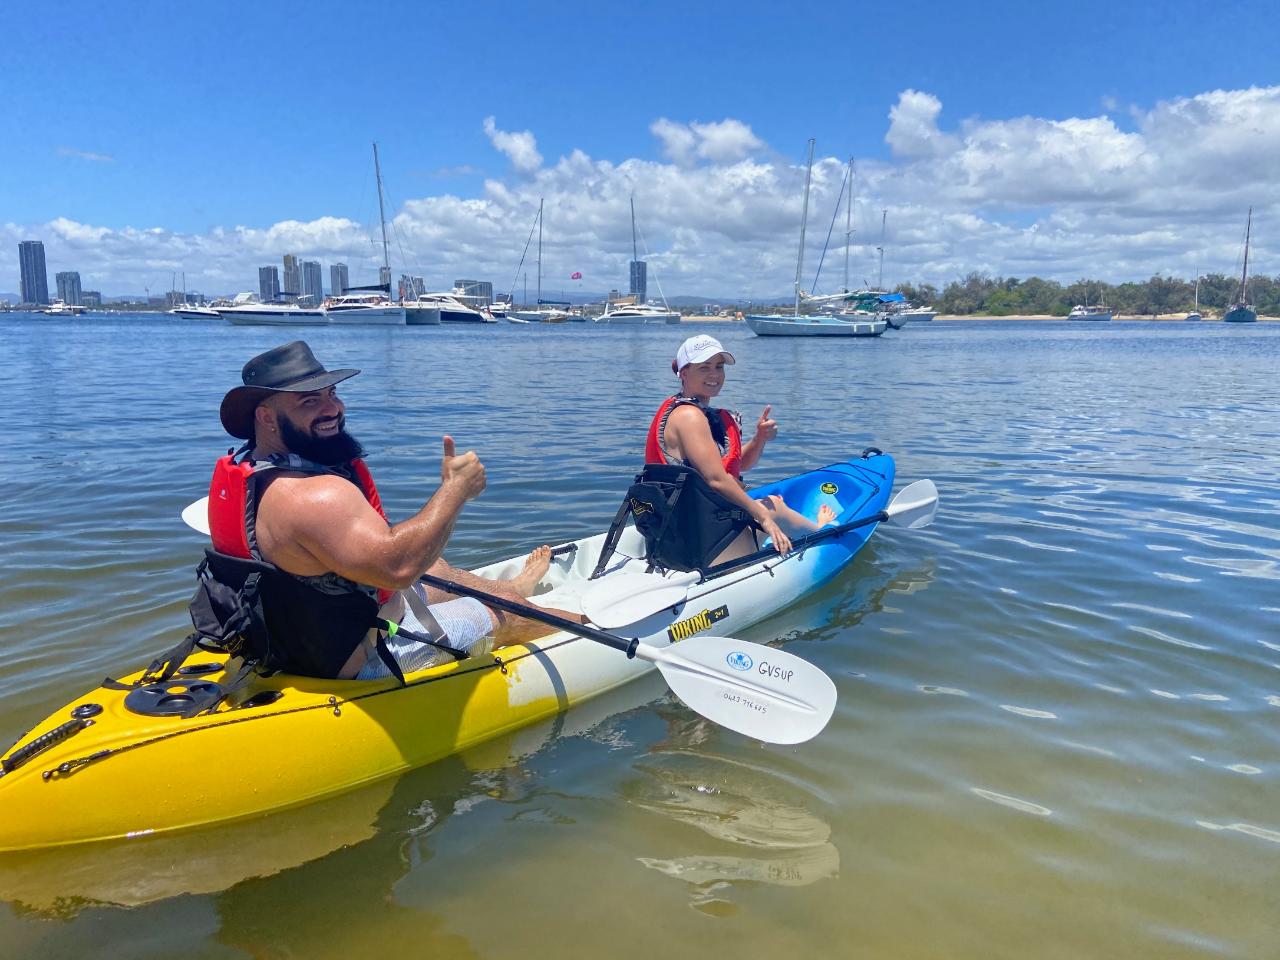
1, 717, 94, 776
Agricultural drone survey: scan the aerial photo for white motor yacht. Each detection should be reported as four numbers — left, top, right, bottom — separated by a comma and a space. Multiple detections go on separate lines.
595, 302, 680, 324
218, 294, 328, 326
168, 303, 221, 320
409, 293, 491, 323
1067, 304, 1113, 321
323, 294, 405, 325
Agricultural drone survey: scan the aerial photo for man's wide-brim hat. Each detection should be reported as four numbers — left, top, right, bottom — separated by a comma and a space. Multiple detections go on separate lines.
220, 340, 359, 439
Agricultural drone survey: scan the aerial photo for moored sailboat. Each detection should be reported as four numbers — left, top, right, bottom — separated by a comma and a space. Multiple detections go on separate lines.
1223, 208, 1258, 323
746, 141, 886, 338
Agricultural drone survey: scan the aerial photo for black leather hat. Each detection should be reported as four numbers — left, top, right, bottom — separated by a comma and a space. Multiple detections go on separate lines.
219, 341, 359, 439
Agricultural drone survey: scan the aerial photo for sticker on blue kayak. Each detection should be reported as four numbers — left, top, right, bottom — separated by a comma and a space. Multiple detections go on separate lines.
725, 651, 753, 671
820, 481, 838, 494
667, 604, 729, 642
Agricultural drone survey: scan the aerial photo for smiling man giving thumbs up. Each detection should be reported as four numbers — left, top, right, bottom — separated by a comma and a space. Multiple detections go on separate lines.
201, 341, 582, 684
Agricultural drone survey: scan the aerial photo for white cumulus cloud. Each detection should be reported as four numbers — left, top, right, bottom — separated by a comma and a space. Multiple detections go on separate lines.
651, 118, 764, 165
6, 89, 1279, 301
483, 116, 543, 173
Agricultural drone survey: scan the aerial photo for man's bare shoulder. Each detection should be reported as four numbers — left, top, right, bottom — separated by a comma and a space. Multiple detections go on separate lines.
258, 472, 366, 526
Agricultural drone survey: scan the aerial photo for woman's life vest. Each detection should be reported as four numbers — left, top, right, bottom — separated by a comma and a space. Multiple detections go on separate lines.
593, 399, 755, 578
190, 451, 401, 680
644, 395, 743, 480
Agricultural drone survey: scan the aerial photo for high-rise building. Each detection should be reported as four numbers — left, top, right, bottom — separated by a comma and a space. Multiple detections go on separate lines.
259, 266, 281, 302
55, 271, 83, 305
282, 254, 301, 295
301, 260, 324, 305
454, 279, 493, 305
330, 263, 348, 297
379, 265, 392, 290
18, 240, 50, 305
81, 291, 102, 307
399, 275, 426, 299
629, 260, 647, 303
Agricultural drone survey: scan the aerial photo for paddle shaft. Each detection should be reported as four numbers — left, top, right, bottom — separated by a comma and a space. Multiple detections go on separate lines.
702, 508, 890, 580
421, 573, 819, 714
418, 572, 639, 657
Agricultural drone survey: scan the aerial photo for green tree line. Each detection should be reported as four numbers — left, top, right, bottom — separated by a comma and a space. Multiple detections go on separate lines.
895, 273, 1277, 317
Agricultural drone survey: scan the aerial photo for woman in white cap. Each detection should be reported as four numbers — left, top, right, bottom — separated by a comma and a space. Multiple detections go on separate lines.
644, 334, 834, 560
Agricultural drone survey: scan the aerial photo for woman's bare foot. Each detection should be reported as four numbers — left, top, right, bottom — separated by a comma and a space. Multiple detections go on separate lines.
816, 504, 837, 526
509, 544, 552, 597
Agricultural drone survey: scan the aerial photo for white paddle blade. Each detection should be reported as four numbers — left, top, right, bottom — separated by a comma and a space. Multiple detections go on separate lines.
581, 571, 700, 629
182, 497, 211, 536
641, 636, 837, 745
885, 479, 938, 529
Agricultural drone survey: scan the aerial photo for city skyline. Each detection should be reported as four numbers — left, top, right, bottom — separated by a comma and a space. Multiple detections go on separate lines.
2, 1, 1279, 300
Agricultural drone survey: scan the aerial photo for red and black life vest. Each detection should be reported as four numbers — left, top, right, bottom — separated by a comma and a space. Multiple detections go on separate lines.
190, 452, 393, 680
592, 400, 754, 578
644, 395, 743, 480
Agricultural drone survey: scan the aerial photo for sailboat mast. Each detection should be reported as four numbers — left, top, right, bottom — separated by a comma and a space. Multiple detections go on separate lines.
877, 209, 887, 289
794, 139, 815, 314
843, 158, 853, 293
1240, 206, 1252, 300
536, 198, 543, 305
373, 142, 390, 283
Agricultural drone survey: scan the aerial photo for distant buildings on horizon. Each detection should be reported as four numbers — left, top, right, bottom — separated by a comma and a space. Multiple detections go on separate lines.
18, 240, 50, 305
10, 239, 634, 311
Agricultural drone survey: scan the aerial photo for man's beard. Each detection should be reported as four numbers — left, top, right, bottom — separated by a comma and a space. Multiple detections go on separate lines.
278, 415, 365, 466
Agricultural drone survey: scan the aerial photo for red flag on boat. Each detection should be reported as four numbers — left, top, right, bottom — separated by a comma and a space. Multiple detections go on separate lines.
570, 271, 582, 280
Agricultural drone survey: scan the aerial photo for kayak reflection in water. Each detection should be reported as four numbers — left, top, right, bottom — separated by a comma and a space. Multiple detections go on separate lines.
211, 340, 584, 682
644, 335, 835, 565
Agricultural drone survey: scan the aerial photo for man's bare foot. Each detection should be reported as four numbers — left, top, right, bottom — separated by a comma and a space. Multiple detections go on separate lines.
509, 544, 552, 597
816, 504, 837, 526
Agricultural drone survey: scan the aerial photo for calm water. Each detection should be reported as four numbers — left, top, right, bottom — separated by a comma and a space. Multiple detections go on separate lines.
0, 315, 1277, 958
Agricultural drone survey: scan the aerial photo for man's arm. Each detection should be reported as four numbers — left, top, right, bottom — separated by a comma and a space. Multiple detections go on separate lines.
261, 436, 487, 590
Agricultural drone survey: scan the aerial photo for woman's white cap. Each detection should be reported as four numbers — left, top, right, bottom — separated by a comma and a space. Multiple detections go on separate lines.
674, 335, 736, 372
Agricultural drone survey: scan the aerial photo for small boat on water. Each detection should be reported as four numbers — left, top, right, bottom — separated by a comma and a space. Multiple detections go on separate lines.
1068, 300, 1113, 321
596, 301, 680, 324
1185, 273, 1202, 321
168, 304, 221, 320
323, 293, 405, 324
218, 294, 328, 326
746, 313, 888, 337
746, 141, 887, 339
0, 452, 935, 851
41, 300, 87, 316
1223, 208, 1258, 323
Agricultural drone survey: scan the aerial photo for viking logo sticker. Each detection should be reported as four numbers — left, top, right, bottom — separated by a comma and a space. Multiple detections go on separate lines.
820, 481, 838, 495
666, 604, 730, 642
725, 650, 753, 671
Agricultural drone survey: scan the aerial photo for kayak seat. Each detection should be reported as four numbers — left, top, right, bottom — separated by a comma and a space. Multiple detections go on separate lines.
592, 464, 758, 577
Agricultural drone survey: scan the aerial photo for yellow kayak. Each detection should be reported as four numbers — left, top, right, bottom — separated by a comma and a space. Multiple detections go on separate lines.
0, 454, 905, 851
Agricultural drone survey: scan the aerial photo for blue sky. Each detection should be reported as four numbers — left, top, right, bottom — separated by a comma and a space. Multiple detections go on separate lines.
4, 0, 1279, 297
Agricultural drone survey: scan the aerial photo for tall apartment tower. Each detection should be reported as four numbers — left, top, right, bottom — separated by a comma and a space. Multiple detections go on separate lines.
282, 254, 301, 295
379, 265, 392, 290
454, 279, 493, 305
301, 261, 324, 305
629, 260, 647, 303
259, 266, 281, 302
18, 240, 50, 305
55, 271, 83, 305
330, 263, 348, 297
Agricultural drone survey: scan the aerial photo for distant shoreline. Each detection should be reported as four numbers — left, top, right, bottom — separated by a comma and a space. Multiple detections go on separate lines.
679, 313, 1278, 323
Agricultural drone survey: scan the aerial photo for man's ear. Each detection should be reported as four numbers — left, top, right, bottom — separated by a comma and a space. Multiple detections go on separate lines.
254, 401, 277, 434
